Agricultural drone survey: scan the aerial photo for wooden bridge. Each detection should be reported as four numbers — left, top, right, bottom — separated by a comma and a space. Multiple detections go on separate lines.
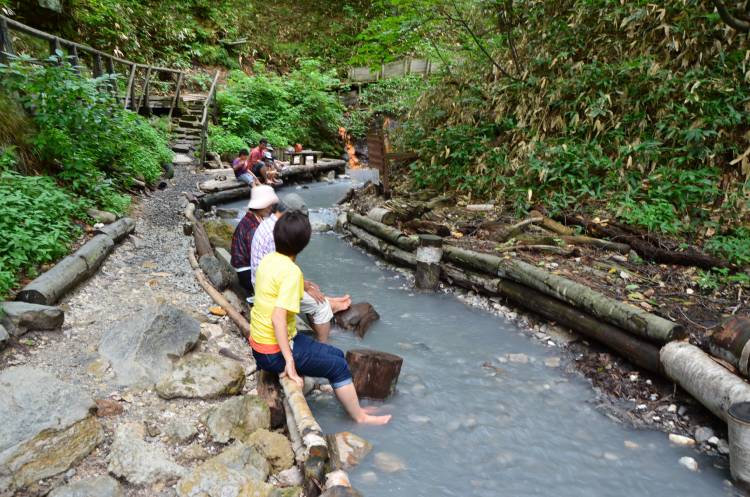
0, 15, 219, 164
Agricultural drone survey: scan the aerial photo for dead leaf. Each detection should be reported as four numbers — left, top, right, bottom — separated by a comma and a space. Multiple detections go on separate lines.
209, 306, 227, 316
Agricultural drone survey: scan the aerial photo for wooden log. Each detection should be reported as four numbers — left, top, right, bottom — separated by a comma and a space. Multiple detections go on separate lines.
495, 244, 579, 256
75, 234, 114, 276
124, 64, 137, 109
367, 207, 397, 226
16, 255, 90, 305
500, 259, 683, 343
199, 178, 244, 193
187, 248, 251, 337
709, 317, 750, 378
529, 210, 575, 236
345, 225, 416, 268
169, 72, 183, 120
483, 216, 542, 242
439, 264, 662, 374
347, 212, 418, 251
558, 235, 630, 254
92, 53, 103, 77
443, 244, 504, 275
258, 371, 285, 429
283, 398, 305, 464
200, 187, 251, 210
334, 303, 380, 338
192, 222, 213, 258
94, 217, 135, 243
661, 341, 750, 423
345, 349, 403, 400
415, 234, 442, 290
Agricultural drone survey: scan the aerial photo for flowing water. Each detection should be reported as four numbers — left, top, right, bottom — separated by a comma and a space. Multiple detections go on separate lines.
222, 172, 736, 497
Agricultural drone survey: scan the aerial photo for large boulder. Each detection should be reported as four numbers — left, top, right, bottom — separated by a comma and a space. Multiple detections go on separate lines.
108, 422, 186, 485
156, 352, 245, 400
199, 254, 229, 291
244, 429, 294, 474
0, 325, 8, 348
0, 367, 103, 495
99, 303, 201, 387
176, 442, 269, 497
49, 475, 124, 497
202, 395, 270, 443
1, 301, 64, 337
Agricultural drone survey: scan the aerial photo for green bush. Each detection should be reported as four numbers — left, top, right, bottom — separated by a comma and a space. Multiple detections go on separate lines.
215, 61, 345, 154
208, 125, 248, 160
0, 57, 172, 213
0, 170, 87, 298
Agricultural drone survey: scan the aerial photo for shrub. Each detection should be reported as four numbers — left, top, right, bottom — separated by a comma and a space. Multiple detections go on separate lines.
208, 125, 248, 160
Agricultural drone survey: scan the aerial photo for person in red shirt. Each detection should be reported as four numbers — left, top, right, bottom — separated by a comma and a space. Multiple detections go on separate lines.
248, 139, 268, 166
232, 148, 259, 187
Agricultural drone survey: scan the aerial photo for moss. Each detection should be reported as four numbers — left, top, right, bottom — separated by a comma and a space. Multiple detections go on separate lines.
203, 220, 234, 251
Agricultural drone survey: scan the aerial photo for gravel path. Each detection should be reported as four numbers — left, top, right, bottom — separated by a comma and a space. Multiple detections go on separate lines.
1, 159, 260, 497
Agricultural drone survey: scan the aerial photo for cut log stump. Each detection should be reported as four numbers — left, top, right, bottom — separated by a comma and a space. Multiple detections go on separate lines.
257, 370, 285, 429
345, 349, 403, 400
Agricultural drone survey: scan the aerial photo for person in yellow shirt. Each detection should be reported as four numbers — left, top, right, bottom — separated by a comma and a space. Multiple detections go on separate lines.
250, 211, 391, 425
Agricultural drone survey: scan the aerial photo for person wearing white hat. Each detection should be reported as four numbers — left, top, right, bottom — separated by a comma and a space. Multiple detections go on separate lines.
231, 185, 279, 296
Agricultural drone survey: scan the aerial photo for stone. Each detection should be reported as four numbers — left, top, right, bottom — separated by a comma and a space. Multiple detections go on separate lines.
49, 475, 124, 497
1, 301, 64, 336
203, 220, 234, 251
202, 395, 270, 443
163, 419, 198, 444
200, 323, 224, 341
320, 487, 363, 497
0, 366, 103, 495
331, 432, 372, 469
87, 208, 117, 224
543, 357, 561, 368
178, 444, 211, 464
216, 208, 239, 219
506, 353, 529, 364
199, 254, 229, 291
623, 440, 639, 450
270, 486, 303, 497
708, 436, 720, 446
156, 352, 246, 400
244, 429, 294, 473
176, 442, 269, 497
95, 399, 123, 417
239, 480, 274, 497
99, 303, 201, 387
38, 0, 62, 13
717, 438, 730, 455
108, 422, 186, 485
0, 324, 8, 347
679, 456, 698, 472
668, 434, 695, 446
275, 467, 303, 487
325, 470, 350, 488
373, 452, 406, 473
694, 426, 714, 444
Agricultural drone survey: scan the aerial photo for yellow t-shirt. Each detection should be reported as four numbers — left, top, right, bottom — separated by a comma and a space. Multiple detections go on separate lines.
250, 251, 304, 346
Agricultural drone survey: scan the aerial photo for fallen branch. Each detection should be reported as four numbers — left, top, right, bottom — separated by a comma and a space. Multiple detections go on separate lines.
495, 244, 579, 256
559, 235, 630, 254
529, 210, 575, 236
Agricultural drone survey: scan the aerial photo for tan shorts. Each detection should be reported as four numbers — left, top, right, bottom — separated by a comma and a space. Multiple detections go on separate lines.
300, 291, 333, 325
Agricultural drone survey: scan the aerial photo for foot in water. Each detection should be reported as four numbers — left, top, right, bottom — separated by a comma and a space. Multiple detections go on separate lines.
328, 295, 352, 313
356, 413, 392, 425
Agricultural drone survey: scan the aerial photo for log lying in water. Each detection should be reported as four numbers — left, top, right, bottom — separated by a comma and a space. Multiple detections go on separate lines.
346, 225, 416, 268
661, 341, 750, 422
348, 212, 418, 251
440, 264, 662, 374
345, 349, 403, 400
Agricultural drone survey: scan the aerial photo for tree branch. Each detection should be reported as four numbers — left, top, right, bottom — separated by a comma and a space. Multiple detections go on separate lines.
712, 0, 750, 31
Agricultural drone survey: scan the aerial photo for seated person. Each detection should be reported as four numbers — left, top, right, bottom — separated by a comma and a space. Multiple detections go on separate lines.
250, 194, 351, 343
249, 138, 268, 166
230, 185, 279, 297
250, 211, 391, 425
232, 149, 259, 187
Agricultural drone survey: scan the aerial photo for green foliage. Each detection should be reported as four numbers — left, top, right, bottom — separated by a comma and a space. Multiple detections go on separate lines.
0, 57, 172, 212
705, 229, 750, 266
215, 61, 345, 153
208, 125, 247, 159
697, 267, 750, 292
0, 170, 86, 298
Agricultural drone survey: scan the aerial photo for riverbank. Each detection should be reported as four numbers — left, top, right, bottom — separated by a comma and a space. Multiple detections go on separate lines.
340, 181, 750, 462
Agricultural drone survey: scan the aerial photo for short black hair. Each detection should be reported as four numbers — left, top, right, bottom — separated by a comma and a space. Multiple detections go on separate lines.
274, 211, 311, 257
239, 148, 249, 156
259, 138, 268, 146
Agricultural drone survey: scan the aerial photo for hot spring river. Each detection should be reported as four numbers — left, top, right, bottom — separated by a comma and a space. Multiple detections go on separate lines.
223, 171, 737, 497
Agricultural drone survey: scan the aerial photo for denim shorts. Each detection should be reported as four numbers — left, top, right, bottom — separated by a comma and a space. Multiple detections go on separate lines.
252, 333, 352, 389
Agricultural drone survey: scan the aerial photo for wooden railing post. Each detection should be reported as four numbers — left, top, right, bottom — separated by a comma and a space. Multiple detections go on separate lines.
200, 71, 220, 167
136, 66, 152, 115
169, 72, 183, 119
92, 53, 103, 77
124, 63, 137, 109
69, 44, 80, 73
106, 56, 119, 98
0, 17, 14, 64
49, 37, 61, 62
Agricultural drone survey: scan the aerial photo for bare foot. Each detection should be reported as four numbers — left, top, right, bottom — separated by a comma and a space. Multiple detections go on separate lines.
328, 297, 351, 314
357, 413, 392, 425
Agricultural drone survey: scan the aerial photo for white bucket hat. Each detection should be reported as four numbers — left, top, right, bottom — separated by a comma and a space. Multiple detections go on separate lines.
247, 185, 279, 210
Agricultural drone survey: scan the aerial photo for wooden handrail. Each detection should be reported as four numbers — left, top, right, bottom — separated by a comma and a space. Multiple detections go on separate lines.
199, 71, 221, 166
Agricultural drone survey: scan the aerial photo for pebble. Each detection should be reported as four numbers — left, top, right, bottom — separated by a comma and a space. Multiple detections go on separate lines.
717, 439, 730, 455
603, 452, 619, 461
668, 434, 695, 446
667, 404, 677, 413
679, 456, 699, 472
506, 353, 529, 364
544, 357, 561, 368
694, 426, 715, 444
360, 471, 378, 484
623, 440, 639, 450
629, 374, 639, 382
373, 452, 406, 473
708, 436, 720, 446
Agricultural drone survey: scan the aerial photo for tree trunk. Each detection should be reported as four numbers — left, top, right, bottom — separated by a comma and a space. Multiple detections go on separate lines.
559, 235, 630, 254
529, 210, 575, 236
94, 217, 135, 243
661, 341, 750, 422
367, 207, 397, 225
345, 349, 403, 400
440, 264, 662, 374
200, 187, 252, 210
257, 370, 285, 429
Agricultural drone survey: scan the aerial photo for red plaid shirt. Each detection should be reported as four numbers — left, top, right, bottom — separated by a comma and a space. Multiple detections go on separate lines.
230, 212, 262, 269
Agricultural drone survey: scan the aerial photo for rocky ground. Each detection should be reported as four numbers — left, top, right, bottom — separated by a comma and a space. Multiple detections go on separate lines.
0, 158, 304, 497
345, 182, 746, 467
